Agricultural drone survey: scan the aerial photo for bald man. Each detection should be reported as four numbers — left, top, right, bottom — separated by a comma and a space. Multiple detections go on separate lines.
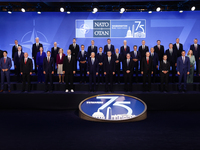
51, 42, 60, 73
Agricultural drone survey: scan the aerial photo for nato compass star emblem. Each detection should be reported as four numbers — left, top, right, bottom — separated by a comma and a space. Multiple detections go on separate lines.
10, 20, 50, 56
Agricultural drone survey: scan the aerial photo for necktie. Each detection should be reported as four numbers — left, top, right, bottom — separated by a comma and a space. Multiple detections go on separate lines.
92, 59, 94, 65
25, 59, 27, 64
147, 59, 149, 65
73, 44, 76, 49
68, 57, 71, 63
4, 58, 6, 64
125, 47, 126, 52
134, 51, 137, 57
142, 46, 145, 50
183, 57, 185, 63
158, 45, 160, 51
108, 58, 110, 64
92, 46, 94, 50
117, 54, 118, 59
82, 51, 84, 57
48, 57, 50, 63
177, 44, 179, 50
127, 60, 129, 66
195, 45, 197, 51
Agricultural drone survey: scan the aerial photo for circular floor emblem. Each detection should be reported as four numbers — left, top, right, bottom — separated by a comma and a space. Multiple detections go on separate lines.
79, 94, 147, 122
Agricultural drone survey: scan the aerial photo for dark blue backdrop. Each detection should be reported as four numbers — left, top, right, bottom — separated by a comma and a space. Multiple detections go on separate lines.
0, 11, 199, 69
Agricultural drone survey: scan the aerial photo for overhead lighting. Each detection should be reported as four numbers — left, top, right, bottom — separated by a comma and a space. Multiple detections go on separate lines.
60, 7, 64, 12
120, 8, 125, 13
179, 10, 183, 13
156, 7, 161, 12
8, 11, 12, 14
67, 11, 71, 14
148, 11, 152, 14
92, 8, 98, 13
191, 6, 195, 11
21, 8, 25, 12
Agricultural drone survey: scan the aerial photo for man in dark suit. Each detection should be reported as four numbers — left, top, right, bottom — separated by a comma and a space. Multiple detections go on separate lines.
43, 51, 54, 92
123, 53, 133, 92
104, 39, 115, 54
87, 40, 97, 58
77, 45, 87, 84
51, 42, 60, 73
165, 43, 177, 83
96, 47, 105, 84
0, 51, 12, 92
69, 38, 80, 72
32, 37, 43, 74
12, 40, 22, 61
114, 48, 121, 84
0, 50, 3, 59
141, 52, 153, 92
150, 47, 159, 83
131, 45, 141, 83
14, 46, 24, 82
63, 50, 76, 93
154, 40, 164, 62
173, 38, 183, 58
20, 53, 33, 92
138, 40, 149, 70
104, 51, 115, 92
120, 40, 130, 62
159, 55, 170, 92
87, 52, 99, 92
190, 38, 200, 75
177, 51, 190, 92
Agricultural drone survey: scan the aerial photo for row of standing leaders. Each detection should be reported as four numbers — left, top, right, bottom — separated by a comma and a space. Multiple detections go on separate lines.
0, 38, 200, 93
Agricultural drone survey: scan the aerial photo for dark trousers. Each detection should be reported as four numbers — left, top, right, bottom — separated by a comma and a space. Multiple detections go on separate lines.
1, 71, 10, 90
38, 65, 44, 83
143, 70, 151, 91
195, 57, 199, 76
152, 65, 157, 82
124, 72, 132, 91
15, 65, 22, 82
89, 72, 97, 91
105, 72, 113, 91
22, 73, 31, 91
79, 63, 87, 82
45, 73, 53, 91
98, 65, 104, 83
178, 70, 187, 90
115, 63, 120, 83
160, 72, 169, 91
34, 58, 37, 74
133, 62, 139, 82
65, 72, 74, 90
170, 62, 176, 83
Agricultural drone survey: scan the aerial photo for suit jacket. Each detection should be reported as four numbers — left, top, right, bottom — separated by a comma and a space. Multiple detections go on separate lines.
32, 43, 43, 58
87, 45, 97, 58
138, 45, 149, 60
130, 51, 141, 62
63, 56, 76, 73
43, 57, 54, 74
141, 57, 153, 73
51, 47, 60, 63
87, 58, 99, 74
103, 56, 115, 73
56, 53, 65, 64
120, 45, 130, 60
159, 61, 170, 72
12, 44, 22, 59
36, 52, 46, 66
165, 49, 177, 64
173, 43, 183, 58
0, 57, 12, 71
69, 44, 80, 58
104, 44, 115, 54
150, 52, 159, 67
190, 44, 200, 58
113, 53, 121, 63
77, 51, 87, 62
14, 51, 24, 66
0, 50, 3, 59
177, 56, 190, 74
96, 53, 105, 64
123, 59, 134, 74
20, 58, 33, 73
154, 45, 164, 61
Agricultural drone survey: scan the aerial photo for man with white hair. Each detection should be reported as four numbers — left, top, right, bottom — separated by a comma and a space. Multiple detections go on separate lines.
120, 40, 130, 62
32, 37, 43, 74
87, 40, 97, 58
51, 42, 60, 73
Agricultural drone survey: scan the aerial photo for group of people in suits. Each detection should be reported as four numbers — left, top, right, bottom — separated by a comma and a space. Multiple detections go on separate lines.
0, 37, 199, 93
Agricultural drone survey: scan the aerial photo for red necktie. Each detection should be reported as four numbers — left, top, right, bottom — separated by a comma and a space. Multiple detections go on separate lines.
4, 58, 6, 64
158, 46, 160, 51
195, 45, 197, 51
147, 59, 149, 65
25, 59, 27, 64
125, 48, 126, 52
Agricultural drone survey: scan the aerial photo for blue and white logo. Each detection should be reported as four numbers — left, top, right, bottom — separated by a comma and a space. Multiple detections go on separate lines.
79, 94, 147, 122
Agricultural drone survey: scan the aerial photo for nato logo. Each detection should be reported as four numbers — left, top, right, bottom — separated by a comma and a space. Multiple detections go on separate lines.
79, 94, 147, 122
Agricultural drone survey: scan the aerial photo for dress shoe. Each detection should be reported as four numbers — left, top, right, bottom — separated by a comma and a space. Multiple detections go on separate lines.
0, 90, 3, 92
8, 90, 11, 93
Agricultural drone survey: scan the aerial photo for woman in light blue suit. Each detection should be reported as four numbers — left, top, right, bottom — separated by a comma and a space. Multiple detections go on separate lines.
36, 47, 46, 83
187, 50, 195, 83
